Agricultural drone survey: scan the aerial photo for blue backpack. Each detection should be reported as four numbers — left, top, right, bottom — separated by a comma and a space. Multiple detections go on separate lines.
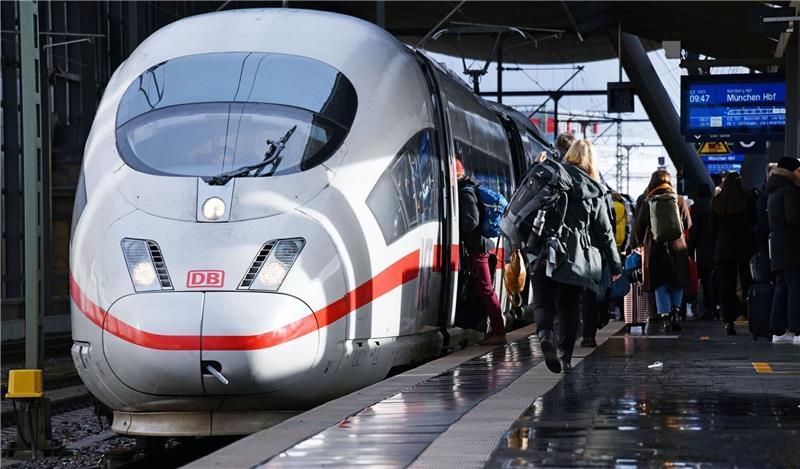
475, 183, 508, 238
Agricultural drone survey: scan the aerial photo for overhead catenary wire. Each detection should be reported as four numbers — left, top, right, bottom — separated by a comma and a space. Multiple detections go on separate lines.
416, 0, 467, 49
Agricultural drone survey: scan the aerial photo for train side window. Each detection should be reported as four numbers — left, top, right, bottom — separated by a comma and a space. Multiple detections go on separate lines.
455, 139, 512, 200
367, 129, 438, 245
415, 131, 439, 224
70, 171, 87, 237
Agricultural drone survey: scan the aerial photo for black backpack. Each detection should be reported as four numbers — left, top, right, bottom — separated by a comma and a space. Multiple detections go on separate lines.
500, 159, 573, 257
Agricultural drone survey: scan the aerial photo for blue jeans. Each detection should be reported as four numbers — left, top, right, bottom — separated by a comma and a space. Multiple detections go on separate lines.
654, 284, 683, 315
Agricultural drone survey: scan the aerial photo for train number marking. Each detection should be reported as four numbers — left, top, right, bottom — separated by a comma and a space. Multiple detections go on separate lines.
186, 270, 225, 288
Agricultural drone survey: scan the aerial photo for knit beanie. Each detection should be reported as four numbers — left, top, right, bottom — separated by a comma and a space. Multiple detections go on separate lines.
777, 157, 800, 172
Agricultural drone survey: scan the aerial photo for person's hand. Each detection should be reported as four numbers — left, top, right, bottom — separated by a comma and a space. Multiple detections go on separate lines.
611, 274, 622, 282
535, 151, 547, 163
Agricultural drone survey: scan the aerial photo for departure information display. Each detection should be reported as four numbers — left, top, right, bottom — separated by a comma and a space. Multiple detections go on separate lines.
681, 74, 785, 142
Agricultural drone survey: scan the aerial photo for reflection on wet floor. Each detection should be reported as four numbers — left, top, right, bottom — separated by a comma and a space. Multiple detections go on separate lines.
263, 336, 544, 468
488, 322, 800, 468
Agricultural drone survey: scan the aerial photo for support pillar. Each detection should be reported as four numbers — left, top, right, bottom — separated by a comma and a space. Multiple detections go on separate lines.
20, 0, 43, 370
496, 33, 505, 104
375, 1, 385, 29
617, 33, 713, 191
785, 35, 799, 158
553, 98, 559, 141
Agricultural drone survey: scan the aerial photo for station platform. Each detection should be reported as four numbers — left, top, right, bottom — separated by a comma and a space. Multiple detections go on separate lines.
188, 320, 800, 468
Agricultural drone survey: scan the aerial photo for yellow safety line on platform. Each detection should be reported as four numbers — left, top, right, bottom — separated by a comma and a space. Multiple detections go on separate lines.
752, 362, 773, 373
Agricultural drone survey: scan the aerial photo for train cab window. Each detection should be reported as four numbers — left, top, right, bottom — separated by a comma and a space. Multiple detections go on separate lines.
115, 52, 357, 177
367, 130, 439, 244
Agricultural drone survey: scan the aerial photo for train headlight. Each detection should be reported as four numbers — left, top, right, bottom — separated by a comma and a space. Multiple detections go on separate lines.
202, 197, 226, 221
131, 261, 157, 287
243, 238, 305, 291
121, 238, 173, 292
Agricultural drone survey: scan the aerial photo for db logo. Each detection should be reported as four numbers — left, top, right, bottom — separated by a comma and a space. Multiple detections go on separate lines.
186, 270, 225, 288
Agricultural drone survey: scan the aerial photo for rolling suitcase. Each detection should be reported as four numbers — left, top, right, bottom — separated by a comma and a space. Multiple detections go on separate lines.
746, 283, 773, 340
624, 282, 652, 333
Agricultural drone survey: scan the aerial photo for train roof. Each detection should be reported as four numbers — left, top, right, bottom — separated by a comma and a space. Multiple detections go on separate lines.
111, 9, 419, 95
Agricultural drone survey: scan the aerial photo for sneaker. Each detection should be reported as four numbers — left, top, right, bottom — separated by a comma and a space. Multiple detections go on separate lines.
480, 334, 507, 346
645, 317, 661, 335
772, 333, 795, 344
580, 338, 597, 348
794, 335, 800, 345
538, 331, 561, 374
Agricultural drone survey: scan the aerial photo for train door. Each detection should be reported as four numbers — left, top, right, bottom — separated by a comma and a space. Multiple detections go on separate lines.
423, 60, 516, 325
417, 55, 459, 328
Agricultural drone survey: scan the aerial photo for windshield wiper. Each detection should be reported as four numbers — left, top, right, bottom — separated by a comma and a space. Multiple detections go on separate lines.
207, 125, 297, 186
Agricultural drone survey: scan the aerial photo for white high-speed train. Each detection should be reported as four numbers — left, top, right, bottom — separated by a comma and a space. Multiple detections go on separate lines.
69, 9, 553, 436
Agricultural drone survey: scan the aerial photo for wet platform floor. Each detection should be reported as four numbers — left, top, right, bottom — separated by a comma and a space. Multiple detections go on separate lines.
198, 320, 800, 468
488, 321, 800, 468
264, 335, 546, 468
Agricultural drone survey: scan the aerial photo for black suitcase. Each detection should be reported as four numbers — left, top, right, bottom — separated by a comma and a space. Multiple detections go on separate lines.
746, 283, 773, 340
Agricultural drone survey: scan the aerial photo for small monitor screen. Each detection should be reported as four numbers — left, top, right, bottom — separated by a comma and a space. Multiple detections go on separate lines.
681, 74, 785, 142
700, 154, 744, 175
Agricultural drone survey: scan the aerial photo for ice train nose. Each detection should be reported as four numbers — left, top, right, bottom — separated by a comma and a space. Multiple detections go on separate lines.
102, 292, 319, 396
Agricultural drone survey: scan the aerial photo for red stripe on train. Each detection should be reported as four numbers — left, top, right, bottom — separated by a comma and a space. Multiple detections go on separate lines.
70, 250, 423, 351
70, 242, 502, 351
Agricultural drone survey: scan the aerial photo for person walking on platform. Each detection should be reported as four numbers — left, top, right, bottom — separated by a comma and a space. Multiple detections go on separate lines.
766, 157, 800, 344
634, 170, 692, 334
688, 183, 716, 319
530, 140, 621, 373
580, 182, 617, 347
754, 163, 777, 251
554, 132, 576, 160
710, 172, 757, 335
456, 158, 506, 346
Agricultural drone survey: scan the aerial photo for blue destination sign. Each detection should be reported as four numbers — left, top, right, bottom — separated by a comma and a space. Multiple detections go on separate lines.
700, 154, 745, 163
681, 74, 785, 141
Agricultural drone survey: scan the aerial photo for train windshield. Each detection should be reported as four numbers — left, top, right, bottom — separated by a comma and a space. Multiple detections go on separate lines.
115, 52, 357, 177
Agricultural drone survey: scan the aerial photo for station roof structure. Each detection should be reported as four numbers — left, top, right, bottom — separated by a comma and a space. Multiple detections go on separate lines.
283, 1, 795, 64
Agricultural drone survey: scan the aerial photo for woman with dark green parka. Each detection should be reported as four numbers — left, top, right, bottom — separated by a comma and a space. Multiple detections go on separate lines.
531, 139, 622, 374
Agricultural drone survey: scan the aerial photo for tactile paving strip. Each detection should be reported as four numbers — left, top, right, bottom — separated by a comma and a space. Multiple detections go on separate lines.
261, 334, 547, 468
187, 326, 534, 469
409, 322, 624, 469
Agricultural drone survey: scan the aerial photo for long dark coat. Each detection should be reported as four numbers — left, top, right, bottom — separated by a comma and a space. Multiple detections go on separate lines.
634, 186, 693, 291
710, 195, 757, 262
766, 168, 800, 271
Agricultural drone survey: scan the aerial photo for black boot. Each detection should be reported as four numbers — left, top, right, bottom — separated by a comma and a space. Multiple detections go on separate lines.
538, 330, 561, 373
671, 307, 682, 332
580, 337, 597, 347
662, 313, 672, 333
726, 322, 737, 335
559, 351, 573, 374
